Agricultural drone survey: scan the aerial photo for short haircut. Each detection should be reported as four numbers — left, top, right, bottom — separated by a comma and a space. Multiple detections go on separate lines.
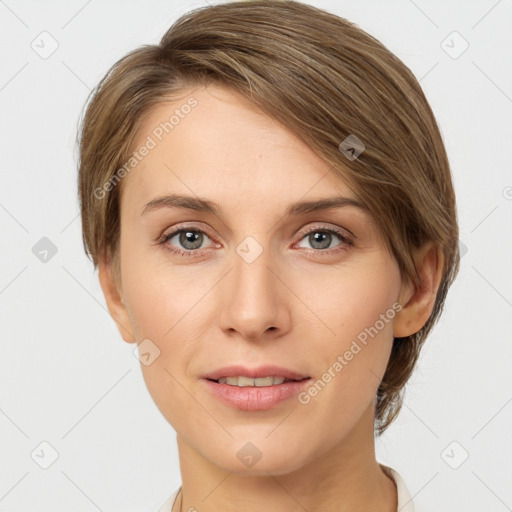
77, 0, 460, 436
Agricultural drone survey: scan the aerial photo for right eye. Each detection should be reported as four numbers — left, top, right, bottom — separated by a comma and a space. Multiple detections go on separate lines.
159, 226, 216, 257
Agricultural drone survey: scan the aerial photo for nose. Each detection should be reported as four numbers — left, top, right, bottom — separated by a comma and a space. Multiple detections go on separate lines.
217, 241, 291, 341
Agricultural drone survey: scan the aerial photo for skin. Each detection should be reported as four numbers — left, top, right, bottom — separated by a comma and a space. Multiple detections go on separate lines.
99, 84, 443, 512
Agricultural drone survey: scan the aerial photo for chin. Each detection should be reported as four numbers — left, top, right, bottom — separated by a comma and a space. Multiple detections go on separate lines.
206, 438, 312, 476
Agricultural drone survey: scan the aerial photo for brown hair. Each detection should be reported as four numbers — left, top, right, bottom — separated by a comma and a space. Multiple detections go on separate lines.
77, 0, 460, 436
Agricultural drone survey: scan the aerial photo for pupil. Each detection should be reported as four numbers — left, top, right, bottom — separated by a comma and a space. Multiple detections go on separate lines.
180, 230, 202, 249
311, 231, 330, 249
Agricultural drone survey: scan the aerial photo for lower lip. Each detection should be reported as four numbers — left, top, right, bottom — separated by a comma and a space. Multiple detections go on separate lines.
202, 378, 312, 411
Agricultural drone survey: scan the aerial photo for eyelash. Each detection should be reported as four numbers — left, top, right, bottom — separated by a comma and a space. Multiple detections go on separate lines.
157, 223, 354, 258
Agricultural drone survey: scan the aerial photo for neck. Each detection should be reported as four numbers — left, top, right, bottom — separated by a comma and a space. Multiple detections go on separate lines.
172, 402, 397, 512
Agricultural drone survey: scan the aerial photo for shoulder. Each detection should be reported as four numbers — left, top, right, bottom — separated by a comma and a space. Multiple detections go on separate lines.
380, 463, 416, 512
155, 486, 181, 512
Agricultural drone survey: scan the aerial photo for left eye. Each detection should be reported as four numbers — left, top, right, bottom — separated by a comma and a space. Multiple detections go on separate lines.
296, 228, 348, 251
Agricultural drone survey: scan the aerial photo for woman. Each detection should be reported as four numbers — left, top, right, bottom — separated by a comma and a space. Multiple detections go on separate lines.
77, 1, 460, 510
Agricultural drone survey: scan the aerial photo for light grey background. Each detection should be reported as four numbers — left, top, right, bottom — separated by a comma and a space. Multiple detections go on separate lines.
1, 0, 511, 511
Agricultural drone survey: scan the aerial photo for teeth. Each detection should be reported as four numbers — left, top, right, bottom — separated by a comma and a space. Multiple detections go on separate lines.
217, 376, 287, 387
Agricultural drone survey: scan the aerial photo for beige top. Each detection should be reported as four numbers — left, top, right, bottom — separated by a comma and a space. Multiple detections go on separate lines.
156, 464, 416, 511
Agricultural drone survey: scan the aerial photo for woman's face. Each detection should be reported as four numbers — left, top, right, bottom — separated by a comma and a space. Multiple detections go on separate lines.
111, 84, 407, 475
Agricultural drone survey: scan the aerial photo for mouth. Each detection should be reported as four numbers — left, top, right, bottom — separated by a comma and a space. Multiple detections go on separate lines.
201, 365, 311, 410
205, 376, 311, 387
202, 375, 312, 411
202, 364, 310, 384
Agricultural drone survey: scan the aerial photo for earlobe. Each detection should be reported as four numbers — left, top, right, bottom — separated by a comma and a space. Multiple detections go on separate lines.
393, 242, 444, 338
97, 256, 136, 344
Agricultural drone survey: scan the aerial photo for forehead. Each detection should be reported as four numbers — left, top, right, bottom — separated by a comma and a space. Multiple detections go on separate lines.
120, 84, 359, 217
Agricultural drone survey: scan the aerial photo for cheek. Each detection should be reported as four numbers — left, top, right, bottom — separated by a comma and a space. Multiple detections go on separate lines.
292, 255, 401, 345
296, 256, 401, 400
119, 229, 210, 340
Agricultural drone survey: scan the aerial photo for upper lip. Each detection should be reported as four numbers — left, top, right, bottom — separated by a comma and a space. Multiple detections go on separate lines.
202, 365, 310, 381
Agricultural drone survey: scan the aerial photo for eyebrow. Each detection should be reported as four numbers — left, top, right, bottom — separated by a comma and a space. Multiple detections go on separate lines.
140, 193, 367, 217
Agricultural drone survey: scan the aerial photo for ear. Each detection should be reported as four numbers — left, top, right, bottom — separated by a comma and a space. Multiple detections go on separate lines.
393, 241, 444, 338
97, 255, 136, 344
